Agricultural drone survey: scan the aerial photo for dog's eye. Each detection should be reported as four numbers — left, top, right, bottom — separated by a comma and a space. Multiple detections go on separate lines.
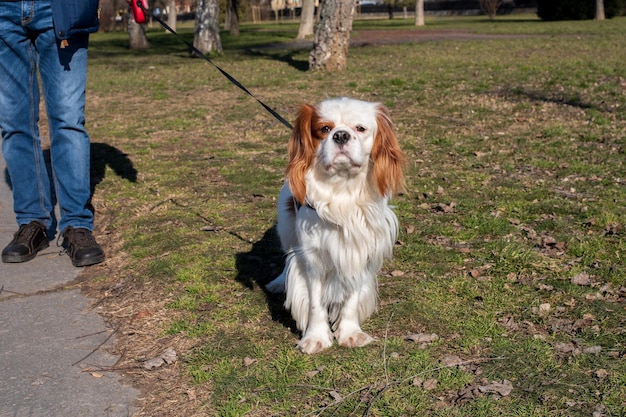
356, 125, 366, 133
320, 125, 331, 134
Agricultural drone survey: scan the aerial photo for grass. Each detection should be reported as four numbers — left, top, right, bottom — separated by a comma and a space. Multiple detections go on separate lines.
84, 14, 625, 417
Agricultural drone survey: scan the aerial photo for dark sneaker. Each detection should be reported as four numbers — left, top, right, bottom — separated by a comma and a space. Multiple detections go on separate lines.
2, 221, 49, 263
61, 227, 105, 267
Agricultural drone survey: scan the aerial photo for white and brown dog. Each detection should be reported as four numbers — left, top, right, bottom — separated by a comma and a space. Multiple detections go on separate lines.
266, 97, 405, 354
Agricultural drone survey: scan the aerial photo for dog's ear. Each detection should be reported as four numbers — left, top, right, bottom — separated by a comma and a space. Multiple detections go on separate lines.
372, 105, 406, 198
286, 104, 316, 204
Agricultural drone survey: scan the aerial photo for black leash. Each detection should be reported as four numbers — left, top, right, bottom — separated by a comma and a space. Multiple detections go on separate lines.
137, 2, 293, 131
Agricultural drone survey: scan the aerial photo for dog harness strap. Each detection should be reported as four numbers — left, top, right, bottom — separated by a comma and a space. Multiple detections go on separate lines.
293, 197, 315, 212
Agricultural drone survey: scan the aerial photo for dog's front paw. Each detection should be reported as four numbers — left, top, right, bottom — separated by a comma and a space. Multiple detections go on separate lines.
335, 328, 375, 348
297, 332, 333, 354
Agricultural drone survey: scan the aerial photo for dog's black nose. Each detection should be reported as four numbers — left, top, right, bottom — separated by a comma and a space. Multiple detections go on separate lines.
332, 130, 350, 145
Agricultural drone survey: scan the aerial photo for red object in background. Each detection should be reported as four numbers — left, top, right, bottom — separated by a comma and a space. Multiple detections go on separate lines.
131, 0, 149, 23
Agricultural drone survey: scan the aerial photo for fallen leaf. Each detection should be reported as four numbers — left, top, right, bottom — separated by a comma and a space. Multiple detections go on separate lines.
593, 404, 608, 417
403, 333, 439, 344
478, 379, 513, 396
423, 378, 438, 390
450, 378, 513, 405
161, 347, 177, 364
143, 357, 165, 370
571, 272, 591, 286
595, 369, 609, 379
305, 366, 326, 378
452, 385, 481, 405
572, 316, 593, 331
554, 342, 576, 353
91, 372, 104, 378
538, 303, 552, 315
583, 346, 602, 354
469, 268, 483, 278
605, 223, 621, 236
433, 202, 456, 213
186, 389, 197, 401
498, 316, 519, 331
242, 357, 257, 367
143, 347, 178, 370
329, 390, 342, 401
442, 355, 464, 367
132, 310, 152, 321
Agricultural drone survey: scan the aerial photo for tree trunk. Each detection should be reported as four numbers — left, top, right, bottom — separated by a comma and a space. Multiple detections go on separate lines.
595, 0, 605, 20
228, 0, 240, 36
193, 0, 223, 55
128, 14, 149, 49
99, 0, 115, 32
309, 0, 354, 72
271, 0, 285, 22
415, 0, 424, 26
297, 0, 316, 39
166, 0, 177, 31
479, 0, 500, 20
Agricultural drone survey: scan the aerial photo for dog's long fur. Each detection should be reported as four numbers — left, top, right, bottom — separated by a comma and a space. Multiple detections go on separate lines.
266, 97, 405, 354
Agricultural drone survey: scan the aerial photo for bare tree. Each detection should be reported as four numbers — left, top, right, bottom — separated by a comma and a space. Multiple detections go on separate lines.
271, 0, 285, 22
415, 0, 424, 26
166, 0, 177, 31
479, 0, 501, 20
194, 0, 223, 55
128, 10, 149, 49
309, 0, 355, 71
227, 0, 240, 35
99, 0, 115, 32
595, 0, 605, 19
297, 0, 316, 39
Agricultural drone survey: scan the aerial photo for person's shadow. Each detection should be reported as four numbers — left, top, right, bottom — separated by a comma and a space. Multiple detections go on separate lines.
2, 143, 137, 240
90, 142, 138, 194
234, 225, 297, 332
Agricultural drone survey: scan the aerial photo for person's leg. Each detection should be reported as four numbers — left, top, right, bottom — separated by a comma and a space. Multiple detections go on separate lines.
0, 1, 53, 263
37, 27, 93, 232
37, 27, 104, 267
0, 1, 54, 229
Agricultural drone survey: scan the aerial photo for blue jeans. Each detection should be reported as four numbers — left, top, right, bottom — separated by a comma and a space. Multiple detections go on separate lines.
0, 0, 94, 235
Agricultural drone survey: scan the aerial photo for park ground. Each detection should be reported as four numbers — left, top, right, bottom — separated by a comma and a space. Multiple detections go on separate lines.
79, 15, 625, 417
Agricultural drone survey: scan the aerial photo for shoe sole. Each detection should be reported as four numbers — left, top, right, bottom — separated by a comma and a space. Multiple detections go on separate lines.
71, 254, 105, 267
1, 241, 49, 263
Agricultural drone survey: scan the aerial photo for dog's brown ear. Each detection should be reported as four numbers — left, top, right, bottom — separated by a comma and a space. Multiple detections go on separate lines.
286, 104, 316, 204
372, 105, 406, 198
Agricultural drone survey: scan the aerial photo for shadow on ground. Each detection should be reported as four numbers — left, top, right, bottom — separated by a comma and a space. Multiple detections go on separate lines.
2, 143, 137, 240
235, 225, 297, 332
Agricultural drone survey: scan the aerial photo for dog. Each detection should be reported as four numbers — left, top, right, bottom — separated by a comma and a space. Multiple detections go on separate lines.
265, 97, 405, 354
